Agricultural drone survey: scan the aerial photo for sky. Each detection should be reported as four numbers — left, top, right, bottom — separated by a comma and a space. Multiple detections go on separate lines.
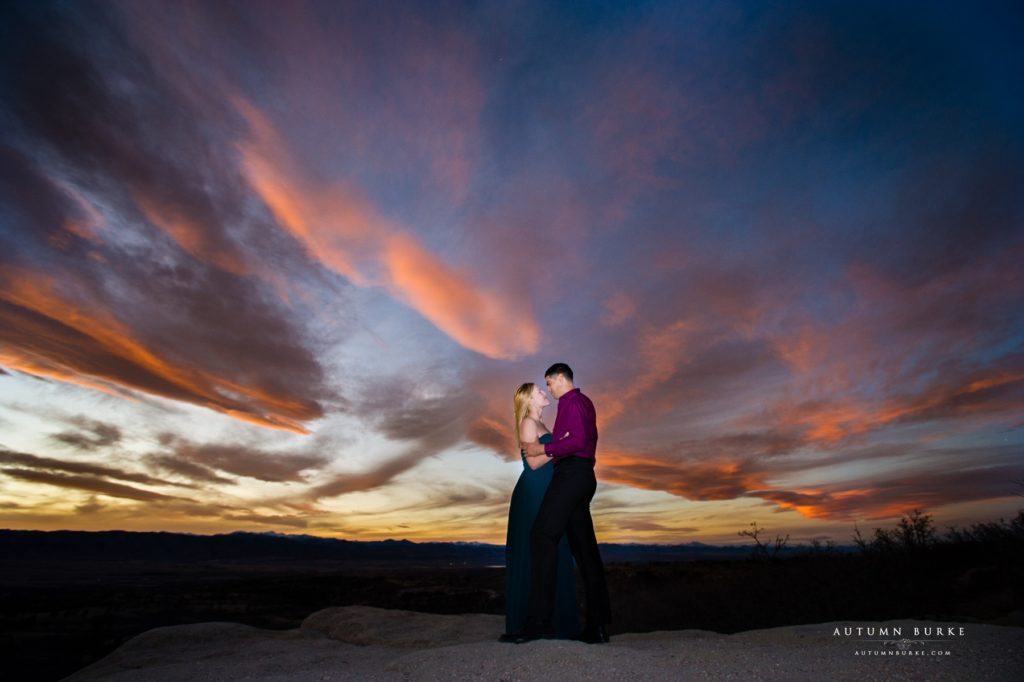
0, 0, 1022, 545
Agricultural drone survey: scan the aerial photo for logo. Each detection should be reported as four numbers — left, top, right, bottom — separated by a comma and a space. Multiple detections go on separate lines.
832, 625, 964, 657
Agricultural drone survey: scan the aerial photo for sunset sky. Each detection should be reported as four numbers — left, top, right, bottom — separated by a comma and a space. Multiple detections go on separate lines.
1, 0, 1022, 545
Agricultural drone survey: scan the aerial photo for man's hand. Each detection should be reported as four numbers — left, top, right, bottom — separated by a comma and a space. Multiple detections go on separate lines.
523, 442, 545, 457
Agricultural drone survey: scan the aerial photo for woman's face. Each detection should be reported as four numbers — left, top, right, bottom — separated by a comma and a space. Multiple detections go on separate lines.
531, 385, 550, 411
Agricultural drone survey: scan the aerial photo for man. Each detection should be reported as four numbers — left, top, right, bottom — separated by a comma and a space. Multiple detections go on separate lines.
516, 362, 611, 644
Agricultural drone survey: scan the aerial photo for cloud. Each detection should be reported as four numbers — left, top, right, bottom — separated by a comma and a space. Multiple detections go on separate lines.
308, 448, 427, 500
352, 375, 480, 442
309, 377, 478, 499
751, 460, 1024, 521
1, 468, 179, 503
612, 519, 700, 534
466, 415, 515, 459
593, 440, 1024, 523
144, 454, 235, 486
0, 6, 334, 433
157, 435, 328, 484
0, 4, 255, 277
0, 267, 322, 433
598, 449, 767, 502
0, 447, 184, 488
50, 417, 123, 450
235, 99, 540, 360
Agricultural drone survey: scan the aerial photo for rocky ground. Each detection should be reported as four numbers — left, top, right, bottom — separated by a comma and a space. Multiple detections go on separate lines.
66, 606, 1024, 681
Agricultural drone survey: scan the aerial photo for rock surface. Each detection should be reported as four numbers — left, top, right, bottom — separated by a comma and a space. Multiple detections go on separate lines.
67, 606, 1024, 681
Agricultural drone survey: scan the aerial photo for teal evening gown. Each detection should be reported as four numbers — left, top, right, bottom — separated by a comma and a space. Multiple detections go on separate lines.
504, 432, 580, 638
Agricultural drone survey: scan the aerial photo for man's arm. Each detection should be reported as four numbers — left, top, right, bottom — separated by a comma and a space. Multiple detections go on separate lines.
524, 452, 549, 470
542, 400, 587, 457
522, 402, 573, 457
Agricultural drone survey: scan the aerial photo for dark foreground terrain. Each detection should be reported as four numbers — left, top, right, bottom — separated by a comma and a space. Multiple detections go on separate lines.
1, 524, 1021, 681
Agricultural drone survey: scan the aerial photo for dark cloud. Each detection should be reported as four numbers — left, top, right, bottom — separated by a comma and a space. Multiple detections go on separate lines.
303, 425, 464, 499
187, 445, 326, 483
0, 468, 179, 502
425, 484, 508, 512
51, 417, 122, 450
157, 435, 328, 484
613, 520, 700, 534
0, 448, 184, 488
353, 374, 480, 439
144, 454, 235, 486
301, 375, 487, 500
309, 448, 428, 500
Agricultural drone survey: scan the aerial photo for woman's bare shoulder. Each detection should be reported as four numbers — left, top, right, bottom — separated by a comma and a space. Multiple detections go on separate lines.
519, 416, 539, 438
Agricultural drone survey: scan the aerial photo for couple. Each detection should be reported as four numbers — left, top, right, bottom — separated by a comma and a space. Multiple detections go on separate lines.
501, 363, 611, 644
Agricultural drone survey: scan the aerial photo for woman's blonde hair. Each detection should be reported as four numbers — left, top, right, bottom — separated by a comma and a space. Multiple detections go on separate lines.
513, 382, 535, 448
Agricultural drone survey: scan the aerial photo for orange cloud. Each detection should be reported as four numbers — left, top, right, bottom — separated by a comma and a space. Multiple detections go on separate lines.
597, 448, 767, 501
0, 267, 316, 433
383, 233, 539, 359
747, 462, 1021, 522
595, 442, 1023, 523
235, 98, 538, 360
135, 195, 249, 275
766, 368, 1024, 447
599, 319, 697, 423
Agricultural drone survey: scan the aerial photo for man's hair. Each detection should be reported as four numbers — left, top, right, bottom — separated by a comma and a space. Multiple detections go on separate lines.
544, 363, 574, 382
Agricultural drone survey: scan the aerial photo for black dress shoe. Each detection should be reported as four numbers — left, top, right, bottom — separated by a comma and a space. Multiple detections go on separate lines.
578, 624, 610, 644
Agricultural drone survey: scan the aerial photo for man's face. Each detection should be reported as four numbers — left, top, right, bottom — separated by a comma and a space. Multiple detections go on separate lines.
545, 373, 568, 399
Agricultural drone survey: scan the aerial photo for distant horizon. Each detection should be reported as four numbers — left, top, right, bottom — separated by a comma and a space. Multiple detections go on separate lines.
3, 525, 746, 544
11, 501, 1024, 549
0, 525, 863, 550
2, 1, 1022, 546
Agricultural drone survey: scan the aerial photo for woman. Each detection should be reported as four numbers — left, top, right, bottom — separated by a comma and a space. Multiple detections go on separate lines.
501, 382, 579, 640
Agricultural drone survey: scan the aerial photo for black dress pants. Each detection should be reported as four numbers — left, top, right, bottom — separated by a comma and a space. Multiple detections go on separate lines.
527, 456, 611, 629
